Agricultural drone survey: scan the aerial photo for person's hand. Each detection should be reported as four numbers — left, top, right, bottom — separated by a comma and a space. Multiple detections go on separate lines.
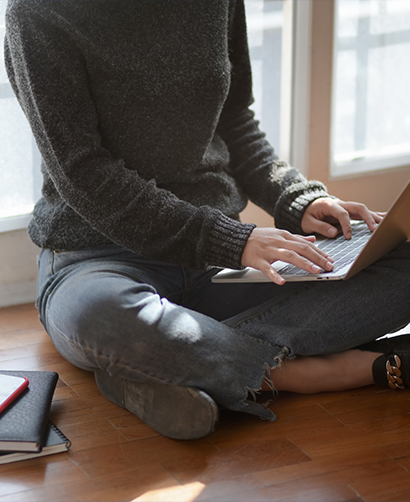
301, 197, 384, 240
241, 227, 334, 285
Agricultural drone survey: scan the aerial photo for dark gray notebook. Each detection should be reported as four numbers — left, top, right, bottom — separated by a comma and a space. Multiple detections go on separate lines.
0, 370, 58, 452
0, 421, 70, 464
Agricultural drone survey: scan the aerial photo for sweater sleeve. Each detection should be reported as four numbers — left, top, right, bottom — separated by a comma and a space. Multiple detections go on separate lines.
5, 0, 254, 270
217, 0, 329, 235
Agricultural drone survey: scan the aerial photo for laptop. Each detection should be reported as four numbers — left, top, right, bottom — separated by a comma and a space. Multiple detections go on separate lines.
212, 179, 410, 283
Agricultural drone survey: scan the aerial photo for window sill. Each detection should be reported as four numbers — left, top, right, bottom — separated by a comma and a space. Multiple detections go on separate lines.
0, 214, 32, 233
331, 154, 410, 179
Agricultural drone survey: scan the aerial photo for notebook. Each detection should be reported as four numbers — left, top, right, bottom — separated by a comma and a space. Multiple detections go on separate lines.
0, 421, 70, 465
212, 179, 410, 283
0, 370, 59, 452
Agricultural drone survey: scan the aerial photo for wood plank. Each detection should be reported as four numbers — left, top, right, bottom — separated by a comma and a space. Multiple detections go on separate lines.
2, 303, 410, 502
162, 437, 311, 484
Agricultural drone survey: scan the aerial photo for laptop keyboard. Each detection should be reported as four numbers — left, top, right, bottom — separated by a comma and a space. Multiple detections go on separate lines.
278, 222, 372, 276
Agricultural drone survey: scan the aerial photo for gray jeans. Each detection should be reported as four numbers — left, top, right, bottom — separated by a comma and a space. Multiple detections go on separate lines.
36, 242, 410, 420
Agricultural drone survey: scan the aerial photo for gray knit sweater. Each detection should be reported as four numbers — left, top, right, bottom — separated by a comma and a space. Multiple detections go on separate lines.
5, 0, 328, 270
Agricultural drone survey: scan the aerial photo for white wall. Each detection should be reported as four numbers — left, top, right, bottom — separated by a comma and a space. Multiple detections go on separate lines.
0, 229, 39, 308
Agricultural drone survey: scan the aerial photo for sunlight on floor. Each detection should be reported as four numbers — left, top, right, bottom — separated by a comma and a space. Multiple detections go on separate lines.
133, 481, 206, 502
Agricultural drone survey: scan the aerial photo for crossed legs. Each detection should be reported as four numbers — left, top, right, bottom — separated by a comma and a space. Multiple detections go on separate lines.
36, 242, 410, 437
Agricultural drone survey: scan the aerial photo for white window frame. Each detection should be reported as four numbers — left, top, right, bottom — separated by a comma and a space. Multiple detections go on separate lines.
331, 152, 410, 179
0, 7, 41, 233
283, 0, 313, 177
329, 0, 410, 178
0, 214, 33, 233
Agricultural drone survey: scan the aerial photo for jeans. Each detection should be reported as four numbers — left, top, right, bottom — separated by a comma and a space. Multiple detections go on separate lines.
36, 242, 410, 421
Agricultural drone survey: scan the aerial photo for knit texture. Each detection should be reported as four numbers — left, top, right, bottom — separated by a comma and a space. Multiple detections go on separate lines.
5, 0, 328, 270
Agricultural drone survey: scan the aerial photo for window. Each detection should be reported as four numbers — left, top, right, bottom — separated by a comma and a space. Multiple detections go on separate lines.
331, 0, 410, 176
245, 0, 285, 154
0, 0, 42, 231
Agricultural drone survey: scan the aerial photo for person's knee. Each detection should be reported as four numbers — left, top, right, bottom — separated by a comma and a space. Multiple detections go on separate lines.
44, 273, 160, 363
66, 276, 159, 341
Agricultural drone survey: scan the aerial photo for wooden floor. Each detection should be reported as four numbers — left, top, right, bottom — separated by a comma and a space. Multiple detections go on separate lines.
1, 304, 410, 502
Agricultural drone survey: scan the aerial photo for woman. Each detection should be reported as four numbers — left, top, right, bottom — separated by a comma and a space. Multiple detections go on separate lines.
5, 0, 410, 439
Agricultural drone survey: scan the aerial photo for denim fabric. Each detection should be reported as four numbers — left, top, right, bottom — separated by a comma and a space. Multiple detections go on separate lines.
36, 242, 410, 420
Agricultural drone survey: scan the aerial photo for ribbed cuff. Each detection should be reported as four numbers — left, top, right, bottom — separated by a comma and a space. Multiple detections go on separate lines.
204, 212, 256, 269
274, 182, 330, 235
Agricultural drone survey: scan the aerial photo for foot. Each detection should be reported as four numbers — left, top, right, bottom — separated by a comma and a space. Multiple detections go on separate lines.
358, 334, 410, 389
94, 369, 219, 440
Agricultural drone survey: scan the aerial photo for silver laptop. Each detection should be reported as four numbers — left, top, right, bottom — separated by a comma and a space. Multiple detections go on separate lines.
212, 180, 410, 283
